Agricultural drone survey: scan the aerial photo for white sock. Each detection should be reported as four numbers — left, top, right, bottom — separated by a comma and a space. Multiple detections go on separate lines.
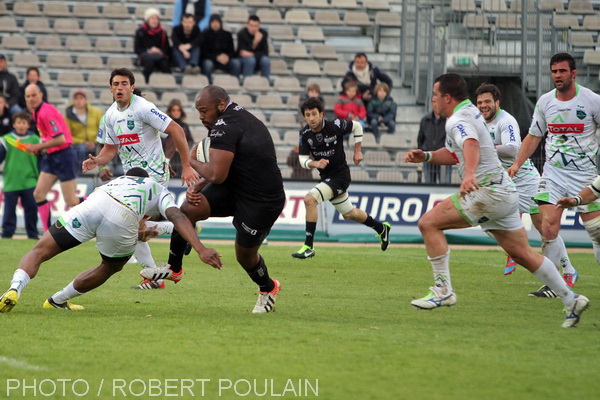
134, 241, 156, 268
541, 238, 562, 272
146, 221, 174, 236
50, 281, 83, 304
533, 256, 575, 308
429, 250, 452, 293
554, 235, 576, 274
9, 269, 31, 296
593, 242, 600, 265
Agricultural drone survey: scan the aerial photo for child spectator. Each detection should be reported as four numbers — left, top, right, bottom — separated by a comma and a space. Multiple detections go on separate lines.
0, 112, 40, 239
298, 83, 325, 124
367, 82, 397, 143
334, 81, 367, 128
134, 8, 172, 83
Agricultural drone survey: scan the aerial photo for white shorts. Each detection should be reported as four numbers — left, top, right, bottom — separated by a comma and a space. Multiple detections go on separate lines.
514, 173, 540, 215
451, 188, 523, 231
536, 164, 600, 213
59, 191, 139, 258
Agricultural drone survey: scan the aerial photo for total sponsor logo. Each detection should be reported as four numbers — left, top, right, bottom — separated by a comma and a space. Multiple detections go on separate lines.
150, 108, 167, 121
118, 133, 141, 145
547, 123, 584, 134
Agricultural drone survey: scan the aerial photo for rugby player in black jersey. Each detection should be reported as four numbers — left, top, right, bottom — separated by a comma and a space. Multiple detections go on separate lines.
141, 85, 285, 313
291, 97, 391, 259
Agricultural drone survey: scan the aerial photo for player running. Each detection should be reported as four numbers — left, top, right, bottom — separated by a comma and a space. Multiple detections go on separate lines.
291, 97, 390, 259
508, 53, 600, 297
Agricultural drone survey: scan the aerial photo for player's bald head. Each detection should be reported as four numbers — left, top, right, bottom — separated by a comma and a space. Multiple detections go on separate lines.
196, 85, 229, 107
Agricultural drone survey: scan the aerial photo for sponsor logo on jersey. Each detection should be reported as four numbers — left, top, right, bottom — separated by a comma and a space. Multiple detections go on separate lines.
241, 222, 257, 236
150, 109, 167, 121
118, 133, 141, 145
127, 120, 135, 130
210, 129, 225, 138
456, 123, 467, 138
334, 119, 342, 128
308, 139, 313, 146
577, 109, 586, 120
316, 133, 323, 143
72, 218, 81, 229
117, 119, 125, 123
508, 125, 516, 141
547, 123, 584, 134
233, 105, 243, 111
214, 119, 226, 126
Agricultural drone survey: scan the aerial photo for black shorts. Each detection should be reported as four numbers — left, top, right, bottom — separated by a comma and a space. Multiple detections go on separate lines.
320, 169, 351, 197
201, 183, 284, 248
40, 147, 78, 181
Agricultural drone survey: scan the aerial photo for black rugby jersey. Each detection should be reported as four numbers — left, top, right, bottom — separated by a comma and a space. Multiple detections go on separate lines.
208, 102, 284, 203
299, 118, 353, 179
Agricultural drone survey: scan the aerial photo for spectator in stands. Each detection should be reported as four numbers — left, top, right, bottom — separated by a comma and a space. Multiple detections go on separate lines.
417, 100, 452, 184
367, 82, 397, 143
0, 54, 22, 114
172, 13, 202, 74
287, 145, 312, 180
201, 14, 240, 83
0, 112, 40, 240
342, 53, 393, 104
334, 81, 367, 128
0, 95, 12, 136
134, 8, 172, 84
65, 90, 103, 167
163, 99, 194, 177
25, 84, 81, 233
298, 83, 325, 124
236, 15, 270, 81
172, 0, 211, 32
19, 67, 47, 111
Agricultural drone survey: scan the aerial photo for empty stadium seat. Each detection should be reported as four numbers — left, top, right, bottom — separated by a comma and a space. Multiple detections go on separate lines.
284, 10, 313, 25
3, 36, 29, 50
54, 19, 82, 35
43, 3, 71, 17
269, 130, 282, 144
271, 59, 290, 75
380, 135, 407, 149
114, 21, 139, 36
103, 5, 131, 19
213, 75, 241, 91
73, 4, 100, 18
58, 71, 85, 86
496, 14, 521, 30
84, 20, 112, 36
243, 76, 271, 92
375, 12, 402, 27
148, 73, 177, 90
363, 151, 392, 166
306, 78, 335, 94
35, 36, 63, 51
283, 130, 301, 145
13, 2, 42, 16
303, 0, 329, 8
570, 31, 595, 47
181, 75, 209, 91
582, 15, 600, 30
78, 55, 105, 69
314, 11, 343, 26
344, 11, 371, 27
24, 17, 52, 33
451, 0, 477, 12
293, 60, 321, 76
539, 0, 566, 12
323, 61, 348, 77
332, 0, 359, 9
0, 3, 7, 16
297, 26, 325, 41
256, 9, 283, 24
567, 0, 595, 15
161, 92, 186, 106
280, 43, 309, 59
66, 37, 93, 52
230, 94, 253, 107
0, 17, 19, 32
96, 38, 125, 53
376, 171, 404, 183
268, 26, 295, 41
311, 44, 339, 60
224, 8, 249, 23
350, 168, 370, 181
481, 0, 508, 12
273, 76, 303, 92
271, 114, 299, 129
257, 94, 287, 110
583, 50, 600, 65
365, 0, 391, 11
12, 53, 41, 68
47, 55, 75, 68
88, 72, 111, 88
463, 14, 491, 29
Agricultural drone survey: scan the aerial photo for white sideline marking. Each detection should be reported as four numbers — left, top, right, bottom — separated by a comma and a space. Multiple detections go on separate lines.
0, 356, 46, 371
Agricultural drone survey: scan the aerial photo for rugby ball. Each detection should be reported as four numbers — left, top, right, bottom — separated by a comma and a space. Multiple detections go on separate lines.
193, 137, 211, 163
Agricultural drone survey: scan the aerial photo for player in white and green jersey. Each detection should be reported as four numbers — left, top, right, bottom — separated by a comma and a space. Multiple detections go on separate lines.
475, 83, 577, 278
404, 73, 588, 328
508, 53, 600, 294
0, 168, 222, 313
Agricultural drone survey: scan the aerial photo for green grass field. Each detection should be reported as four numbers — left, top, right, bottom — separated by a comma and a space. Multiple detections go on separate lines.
0, 240, 599, 400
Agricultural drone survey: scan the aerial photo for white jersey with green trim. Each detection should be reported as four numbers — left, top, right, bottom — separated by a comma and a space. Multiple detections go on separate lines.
486, 109, 539, 184
103, 95, 172, 185
529, 84, 600, 172
96, 175, 177, 221
445, 100, 515, 192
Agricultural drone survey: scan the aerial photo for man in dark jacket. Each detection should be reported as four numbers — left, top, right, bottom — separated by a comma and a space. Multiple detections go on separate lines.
236, 15, 270, 80
0, 55, 22, 114
134, 8, 171, 83
417, 103, 452, 184
172, 13, 202, 74
342, 53, 393, 104
200, 14, 240, 83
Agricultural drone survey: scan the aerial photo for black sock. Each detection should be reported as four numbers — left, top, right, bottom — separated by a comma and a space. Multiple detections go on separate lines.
305, 221, 317, 248
246, 255, 274, 292
167, 229, 188, 273
363, 216, 384, 234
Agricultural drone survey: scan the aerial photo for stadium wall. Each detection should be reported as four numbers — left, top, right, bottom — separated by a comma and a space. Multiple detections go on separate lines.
0, 177, 593, 247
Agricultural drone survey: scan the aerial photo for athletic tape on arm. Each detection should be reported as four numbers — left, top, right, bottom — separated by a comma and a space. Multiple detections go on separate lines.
351, 121, 363, 143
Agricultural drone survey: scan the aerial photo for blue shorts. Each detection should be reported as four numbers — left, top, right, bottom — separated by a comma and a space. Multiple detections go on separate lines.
40, 147, 78, 182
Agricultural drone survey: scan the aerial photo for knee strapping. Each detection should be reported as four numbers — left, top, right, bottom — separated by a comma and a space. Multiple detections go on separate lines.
331, 193, 354, 214
583, 215, 600, 245
308, 183, 334, 204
